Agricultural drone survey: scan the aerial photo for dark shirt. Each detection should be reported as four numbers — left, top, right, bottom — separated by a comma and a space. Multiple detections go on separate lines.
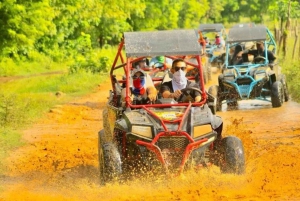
160, 80, 201, 99
247, 49, 277, 63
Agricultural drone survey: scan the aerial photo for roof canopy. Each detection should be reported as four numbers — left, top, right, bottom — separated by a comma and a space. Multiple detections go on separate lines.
227, 25, 267, 43
198, 24, 224, 32
124, 29, 201, 57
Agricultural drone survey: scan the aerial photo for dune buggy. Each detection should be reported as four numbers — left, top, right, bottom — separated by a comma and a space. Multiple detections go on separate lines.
198, 23, 227, 70
208, 25, 289, 111
98, 29, 245, 184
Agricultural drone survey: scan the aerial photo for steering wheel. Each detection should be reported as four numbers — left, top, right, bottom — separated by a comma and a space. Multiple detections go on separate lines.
253, 56, 267, 64
176, 87, 203, 103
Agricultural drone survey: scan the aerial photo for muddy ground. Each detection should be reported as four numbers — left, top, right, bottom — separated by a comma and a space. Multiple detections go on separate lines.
1, 74, 300, 201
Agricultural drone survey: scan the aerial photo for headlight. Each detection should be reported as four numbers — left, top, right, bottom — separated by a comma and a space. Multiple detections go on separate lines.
131, 126, 152, 138
213, 51, 221, 56
255, 73, 266, 80
193, 125, 212, 138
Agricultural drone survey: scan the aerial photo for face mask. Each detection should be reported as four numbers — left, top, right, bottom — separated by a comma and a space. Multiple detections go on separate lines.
173, 69, 186, 84
172, 69, 187, 90
132, 77, 145, 95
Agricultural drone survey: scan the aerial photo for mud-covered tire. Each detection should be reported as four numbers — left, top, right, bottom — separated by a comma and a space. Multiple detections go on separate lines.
203, 64, 209, 84
271, 81, 284, 108
219, 136, 245, 175
218, 74, 225, 91
207, 62, 212, 81
227, 99, 238, 108
208, 85, 222, 112
98, 130, 122, 185
279, 74, 289, 102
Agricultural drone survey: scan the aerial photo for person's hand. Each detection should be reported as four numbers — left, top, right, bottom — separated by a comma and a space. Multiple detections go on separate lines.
148, 93, 156, 101
173, 90, 182, 98
147, 87, 157, 101
236, 51, 243, 57
195, 96, 202, 102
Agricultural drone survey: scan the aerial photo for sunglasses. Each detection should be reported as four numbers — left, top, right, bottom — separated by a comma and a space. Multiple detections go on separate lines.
132, 75, 145, 80
174, 66, 187, 71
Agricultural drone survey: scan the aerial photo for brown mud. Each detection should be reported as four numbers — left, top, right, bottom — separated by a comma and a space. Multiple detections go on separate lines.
1, 74, 300, 201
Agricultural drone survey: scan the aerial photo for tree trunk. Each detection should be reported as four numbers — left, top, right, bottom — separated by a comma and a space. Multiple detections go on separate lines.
283, 33, 287, 58
283, 0, 292, 58
278, 34, 283, 55
292, 27, 298, 60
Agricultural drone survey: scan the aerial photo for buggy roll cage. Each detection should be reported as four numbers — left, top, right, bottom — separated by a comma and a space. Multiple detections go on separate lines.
198, 23, 225, 33
225, 25, 277, 68
109, 29, 207, 110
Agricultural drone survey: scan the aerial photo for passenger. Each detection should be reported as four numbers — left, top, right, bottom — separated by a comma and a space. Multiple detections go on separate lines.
236, 41, 277, 64
121, 69, 157, 104
149, 56, 172, 69
230, 44, 243, 65
215, 34, 221, 45
198, 31, 206, 55
204, 36, 210, 45
135, 58, 148, 69
160, 58, 201, 102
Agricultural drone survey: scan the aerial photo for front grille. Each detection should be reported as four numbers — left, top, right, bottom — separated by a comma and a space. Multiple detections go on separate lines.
156, 136, 189, 150
239, 85, 250, 97
236, 77, 252, 85
156, 136, 189, 170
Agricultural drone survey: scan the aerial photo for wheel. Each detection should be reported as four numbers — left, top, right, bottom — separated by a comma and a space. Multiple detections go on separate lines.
279, 74, 289, 102
271, 81, 284, 108
207, 62, 212, 81
208, 85, 222, 112
203, 63, 209, 84
218, 74, 225, 91
219, 136, 245, 175
226, 99, 238, 108
98, 130, 122, 185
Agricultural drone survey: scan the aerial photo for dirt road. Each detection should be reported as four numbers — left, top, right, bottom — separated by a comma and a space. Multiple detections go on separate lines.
1, 75, 300, 201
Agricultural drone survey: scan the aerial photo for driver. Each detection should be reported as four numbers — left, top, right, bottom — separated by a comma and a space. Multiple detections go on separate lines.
236, 41, 277, 64
160, 58, 201, 102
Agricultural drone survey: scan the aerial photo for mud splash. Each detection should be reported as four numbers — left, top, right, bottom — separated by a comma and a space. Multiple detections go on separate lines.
1, 78, 300, 200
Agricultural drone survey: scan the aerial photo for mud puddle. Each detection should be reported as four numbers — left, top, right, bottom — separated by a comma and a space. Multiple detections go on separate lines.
1, 77, 300, 201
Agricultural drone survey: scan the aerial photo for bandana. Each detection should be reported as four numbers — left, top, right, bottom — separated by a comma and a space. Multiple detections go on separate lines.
132, 77, 146, 95
172, 70, 187, 91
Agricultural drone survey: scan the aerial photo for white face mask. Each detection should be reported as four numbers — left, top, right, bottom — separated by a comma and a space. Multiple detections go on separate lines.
172, 69, 187, 90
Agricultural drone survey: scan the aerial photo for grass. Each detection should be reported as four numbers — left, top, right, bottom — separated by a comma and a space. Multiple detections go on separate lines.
277, 33, 300, 102
0, 70, 108, 172
0, 47, 116, 173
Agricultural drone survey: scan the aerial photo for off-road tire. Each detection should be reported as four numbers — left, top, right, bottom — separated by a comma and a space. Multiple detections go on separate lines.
207, 62, 212, 82
208, 85, 222, 112
271, 81, 284, 108
219, 136, 245, 175
278, 74, 289, 102
218, 74, 225, 92
98, 130, 122, 185
203, 63, 209, 84
227, 99, 238, 108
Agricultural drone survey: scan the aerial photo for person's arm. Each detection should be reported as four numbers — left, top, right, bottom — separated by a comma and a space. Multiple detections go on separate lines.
161, 82, 181, 99
146, 86, 157, 101
267, 51, 277, 63
189, 82, 202, 102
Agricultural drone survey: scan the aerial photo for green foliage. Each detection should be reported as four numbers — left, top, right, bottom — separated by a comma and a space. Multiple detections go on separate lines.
0, 128, 23, 171
284, 61, 300, 102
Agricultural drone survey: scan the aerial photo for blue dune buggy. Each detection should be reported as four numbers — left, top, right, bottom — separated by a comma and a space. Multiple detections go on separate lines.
198, 24, 227, 69
208, 25, 289, 111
